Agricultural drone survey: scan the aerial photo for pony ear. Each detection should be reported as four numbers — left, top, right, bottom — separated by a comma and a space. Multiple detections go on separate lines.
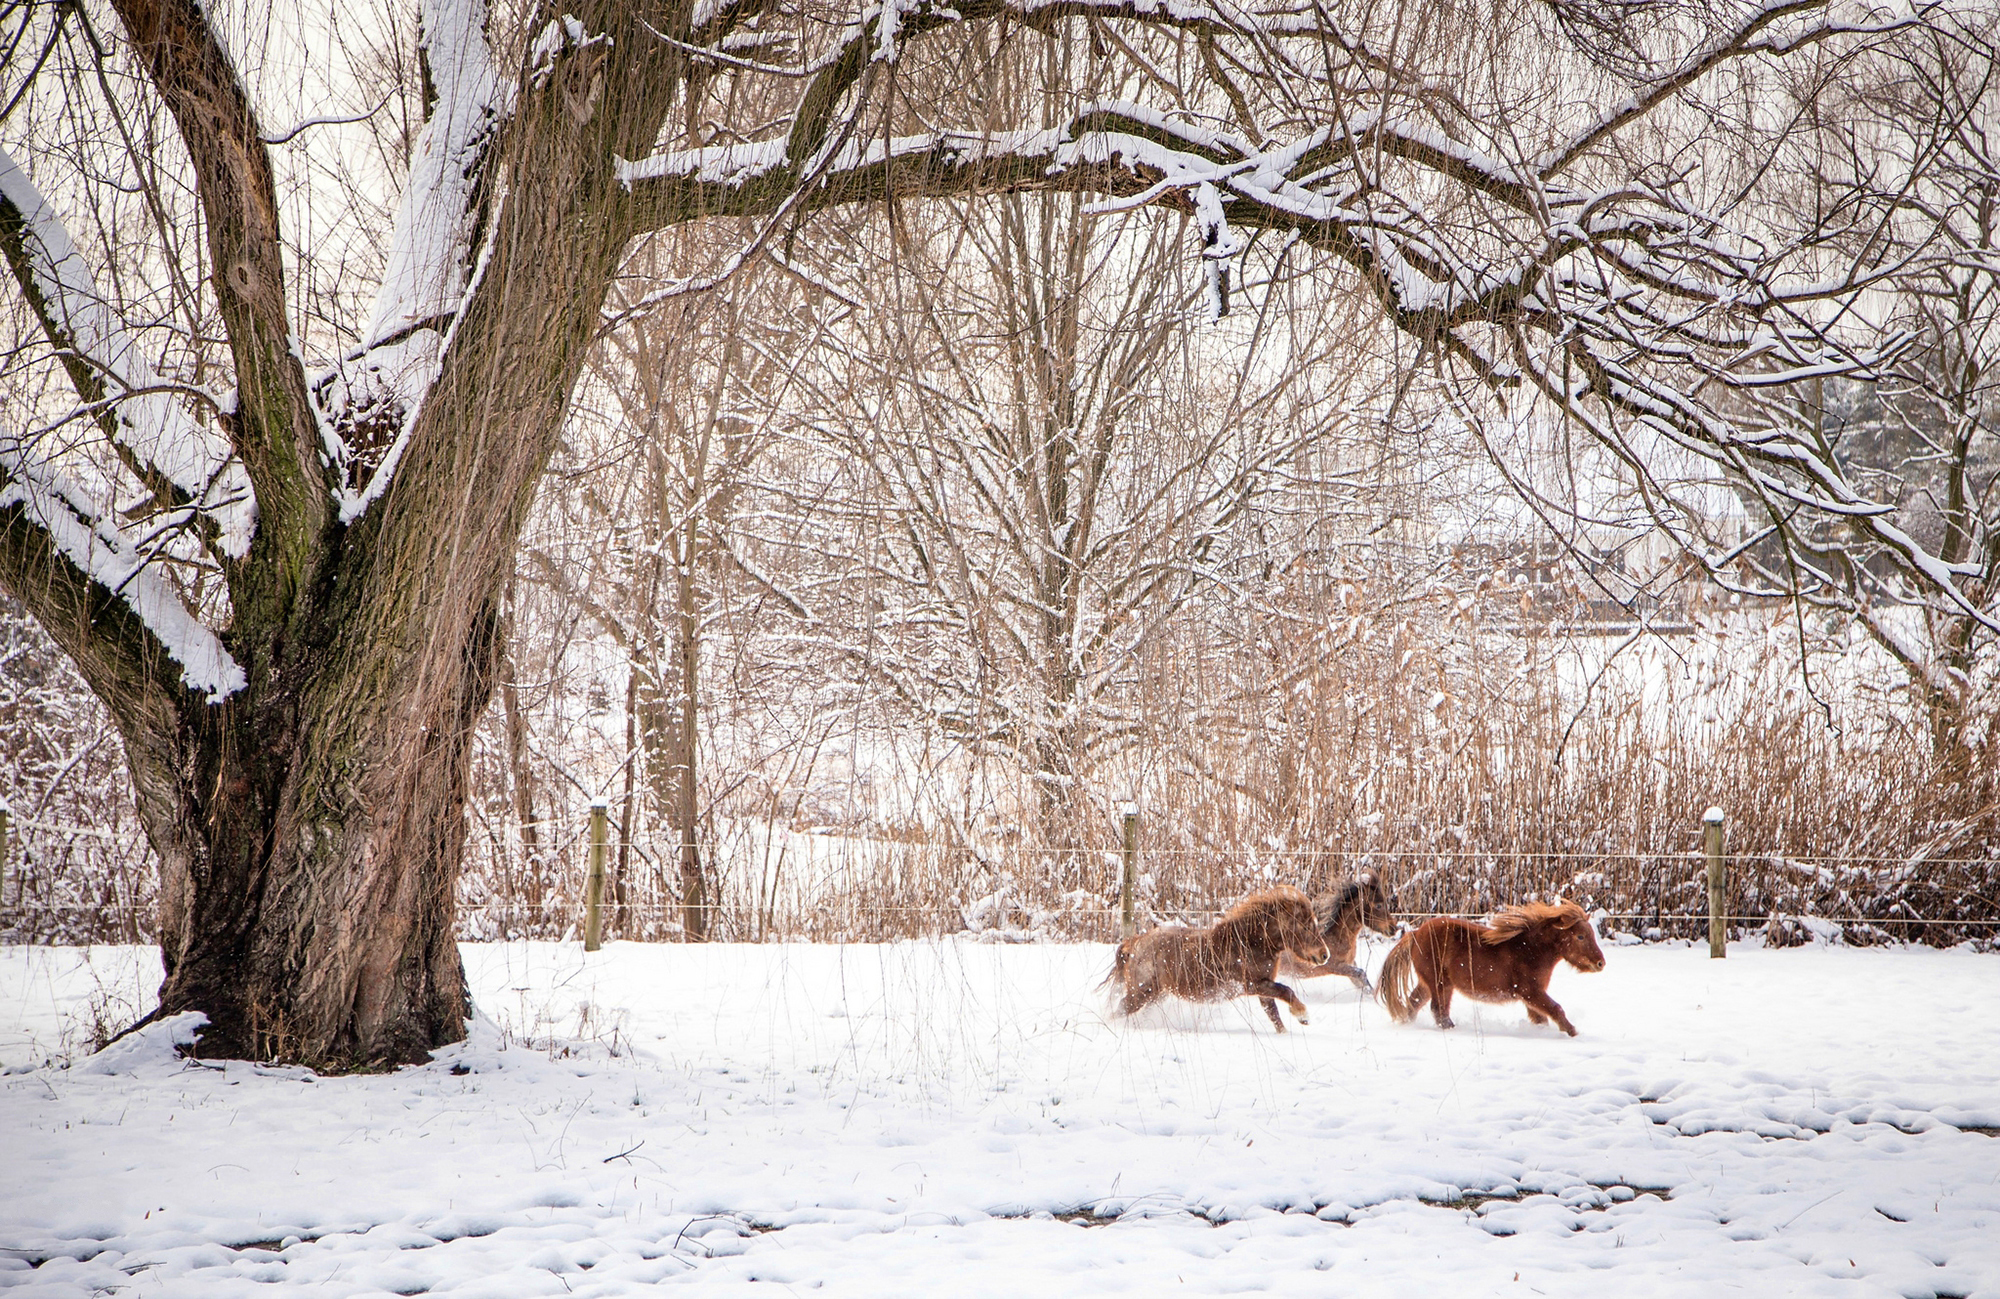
1359, 870, 1377, 886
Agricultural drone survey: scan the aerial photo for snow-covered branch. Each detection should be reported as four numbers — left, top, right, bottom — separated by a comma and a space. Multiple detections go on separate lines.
0, 439, 245, 701
0, 148, 256, 559
324, 0, 515, 521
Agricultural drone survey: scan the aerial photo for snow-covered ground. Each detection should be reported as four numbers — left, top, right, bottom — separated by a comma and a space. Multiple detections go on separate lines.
2, 940, 1996, 1296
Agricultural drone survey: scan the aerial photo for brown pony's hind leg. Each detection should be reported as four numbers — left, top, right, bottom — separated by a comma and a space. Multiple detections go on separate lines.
1121, 981, 1162, 1018
1526, 1006, 1548, 1025
1429, 981, 1456, 1029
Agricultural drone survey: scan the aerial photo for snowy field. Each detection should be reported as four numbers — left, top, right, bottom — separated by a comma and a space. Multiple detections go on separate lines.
2, 941, 1997, 1297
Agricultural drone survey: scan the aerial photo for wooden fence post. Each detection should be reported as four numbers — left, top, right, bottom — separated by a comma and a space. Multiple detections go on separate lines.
1703, 805, 1726, 959
585, 798, 609, 952
1119, 801, 1140, 939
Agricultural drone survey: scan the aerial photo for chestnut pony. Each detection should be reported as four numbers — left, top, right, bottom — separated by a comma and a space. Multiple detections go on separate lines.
1378, 900, 1606, 1036
1276, 870, 1398, 993
1107, 886, 1331, 1031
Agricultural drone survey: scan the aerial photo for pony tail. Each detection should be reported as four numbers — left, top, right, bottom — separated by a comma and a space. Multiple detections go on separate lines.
1377, 935, 1417, 1022
1100, 936, 1134, 990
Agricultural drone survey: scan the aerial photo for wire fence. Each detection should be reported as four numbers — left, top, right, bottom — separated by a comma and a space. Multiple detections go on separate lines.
6, 809, 1998, 948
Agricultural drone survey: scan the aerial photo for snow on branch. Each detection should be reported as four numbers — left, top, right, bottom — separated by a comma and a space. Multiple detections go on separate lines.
613, 0, 1978, 613
528, 12, 614, 87
0, 439, 246, 701
329, 0, 514, 523
365, 0, 511, 350
1193, 182, 1243, 319
0, 149, 256, 559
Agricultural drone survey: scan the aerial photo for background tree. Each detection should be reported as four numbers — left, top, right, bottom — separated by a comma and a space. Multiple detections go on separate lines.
1829, 12, 2000, 764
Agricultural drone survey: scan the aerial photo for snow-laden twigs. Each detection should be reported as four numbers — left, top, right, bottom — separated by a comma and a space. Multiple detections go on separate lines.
0, 148, 256, 558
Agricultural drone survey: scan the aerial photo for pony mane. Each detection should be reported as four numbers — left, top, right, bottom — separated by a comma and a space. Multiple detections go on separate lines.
1315, 879, 1363, 924
1223, 885, 1312, 925
1480, 900, 1587, 944
1313, 872, 1379, 927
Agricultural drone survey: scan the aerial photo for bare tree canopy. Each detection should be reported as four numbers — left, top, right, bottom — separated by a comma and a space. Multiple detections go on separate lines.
1, 0, 1989, 1064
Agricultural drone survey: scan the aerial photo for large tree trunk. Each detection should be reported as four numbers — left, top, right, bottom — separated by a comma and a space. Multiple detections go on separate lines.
72, 0, 691, 1068
146, 600, 503, 1065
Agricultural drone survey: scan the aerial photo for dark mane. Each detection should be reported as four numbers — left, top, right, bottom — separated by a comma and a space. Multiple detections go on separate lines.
1314, 878, 1367, 931
1480, 900, 1588, 945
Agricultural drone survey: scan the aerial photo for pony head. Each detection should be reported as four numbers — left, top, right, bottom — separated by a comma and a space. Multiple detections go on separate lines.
1485, 900, 1606, 972
1549, 900, 1606, 972
1356, 870, 1397, 937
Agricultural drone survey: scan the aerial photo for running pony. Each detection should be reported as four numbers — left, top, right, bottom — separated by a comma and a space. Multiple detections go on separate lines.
1378, 900, 1605, 1036
1107, 886, 1331, 1032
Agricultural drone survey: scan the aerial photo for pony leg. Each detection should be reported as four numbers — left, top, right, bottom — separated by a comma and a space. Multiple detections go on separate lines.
1288, 958, 1370, 989
1430, 982, 1456, 1029
1525, 1006, 1548, 1025
1522, 988, 1578, 1036
1122, 981, 1161, 1017
1326, 960, 1372, 994
1246, 979, 1308, 1028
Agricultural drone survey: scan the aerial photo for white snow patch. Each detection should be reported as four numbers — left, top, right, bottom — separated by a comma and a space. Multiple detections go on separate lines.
1, 942, 1996, 1294
73, 1012, 207, 1077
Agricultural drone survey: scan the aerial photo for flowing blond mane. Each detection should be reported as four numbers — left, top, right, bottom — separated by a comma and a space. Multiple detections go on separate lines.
1479, 899, 1587, 944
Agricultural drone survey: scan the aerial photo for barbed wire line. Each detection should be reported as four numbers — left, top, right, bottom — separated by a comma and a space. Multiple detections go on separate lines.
8, 901, 1999, 927
5, 815, 1998, 870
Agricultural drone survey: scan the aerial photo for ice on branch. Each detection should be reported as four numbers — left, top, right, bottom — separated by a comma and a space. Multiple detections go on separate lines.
0, 150, 256, 557
0, 442, 246, 701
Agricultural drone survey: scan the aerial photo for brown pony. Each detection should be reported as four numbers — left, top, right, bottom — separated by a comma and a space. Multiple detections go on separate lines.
1106, 886, 1332, 1031
1378, 900, 1605, 1036
1276, 870, 1398, 993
